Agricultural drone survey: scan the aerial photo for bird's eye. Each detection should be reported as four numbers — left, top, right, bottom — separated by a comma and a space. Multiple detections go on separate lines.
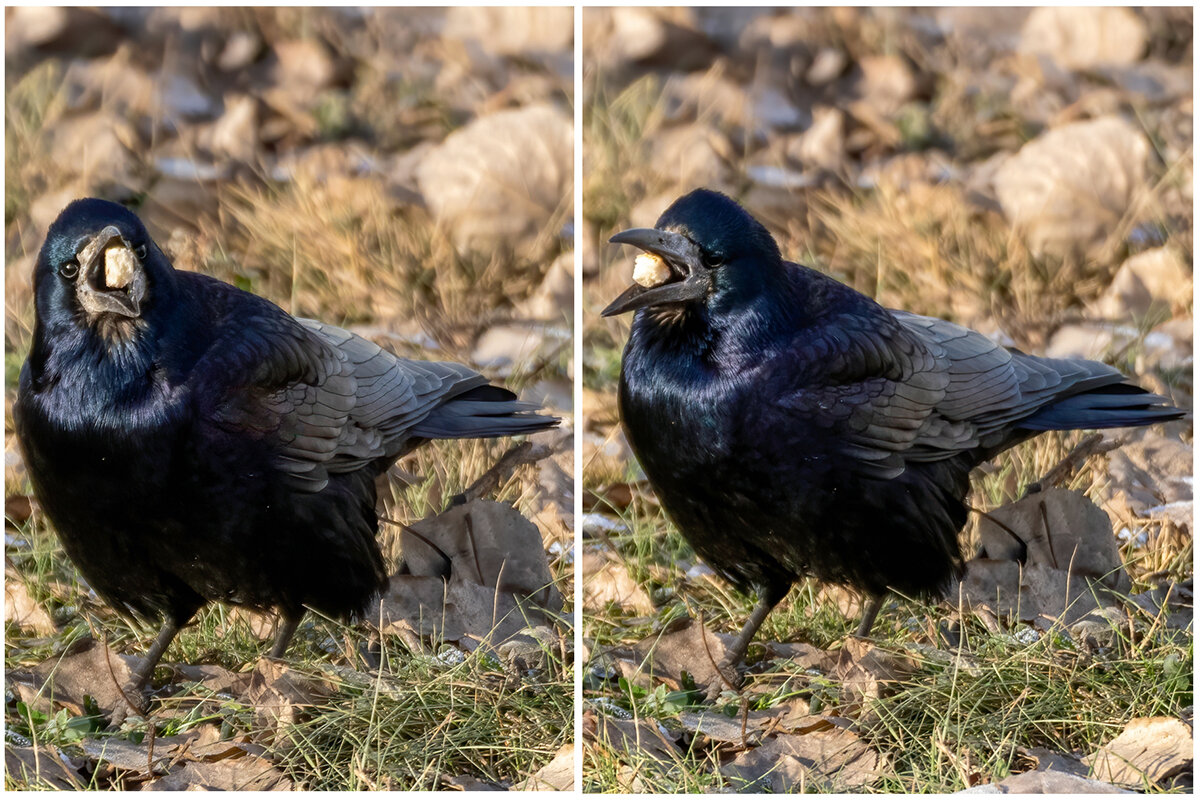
134, 243, 147, 261
701, 252, 723, 269
59, 260, 79, 279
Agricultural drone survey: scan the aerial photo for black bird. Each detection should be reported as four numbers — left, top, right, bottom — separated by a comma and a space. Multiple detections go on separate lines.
604, 189, 1184, 671
15, 198, 557, 699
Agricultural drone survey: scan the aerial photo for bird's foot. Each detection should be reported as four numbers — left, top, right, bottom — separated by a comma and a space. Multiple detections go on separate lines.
703, 658, 744, 702
106, 686, 150, 728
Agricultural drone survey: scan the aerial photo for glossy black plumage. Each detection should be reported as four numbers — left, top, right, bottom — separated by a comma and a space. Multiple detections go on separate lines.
15, 198, 557, 692
606, 189, 1184, 666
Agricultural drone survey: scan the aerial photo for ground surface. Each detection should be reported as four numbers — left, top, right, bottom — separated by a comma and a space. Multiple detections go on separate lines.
581, 8, 1192, 793
5, 8, 573, 791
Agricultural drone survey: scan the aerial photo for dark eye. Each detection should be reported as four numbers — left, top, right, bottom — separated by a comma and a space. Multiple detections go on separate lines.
701, 252, 723, 269
59, 259, 79, 279
134, 243, 148, 260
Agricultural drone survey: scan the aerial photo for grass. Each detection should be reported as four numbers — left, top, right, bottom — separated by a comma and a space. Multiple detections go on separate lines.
581, 474, 1192, 792
580, 11, 1191, 792
4, 9, 572, 790
6, 430, 572, 790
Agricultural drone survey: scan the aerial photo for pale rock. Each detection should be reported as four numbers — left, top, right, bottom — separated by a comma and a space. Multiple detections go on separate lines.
471, 323, 553, 375
518, 251, 573, 322
807, 48, 848, 86
645, 125, 730, 189
993, 116, 1150, 258
1089, 247, 1192, 321
416, 104, 571, 258
791, 106, 845, 171
443, 7, 573, 57
855, 55, 917, 117
1020, 7, 1148, 71
42, 112, 141, 187
203, 94, 259, 163
217, 30, 262, 71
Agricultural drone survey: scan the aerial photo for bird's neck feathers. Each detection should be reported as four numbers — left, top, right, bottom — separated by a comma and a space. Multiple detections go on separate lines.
633, 258, 800, 370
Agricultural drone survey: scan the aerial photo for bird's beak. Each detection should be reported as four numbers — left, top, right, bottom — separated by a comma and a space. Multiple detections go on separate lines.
76, 225, 147, 318
602, 227, 712, 317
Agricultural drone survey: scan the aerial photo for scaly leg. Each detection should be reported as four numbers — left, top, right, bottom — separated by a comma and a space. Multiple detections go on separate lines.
269, 611, 303, 659
853, 592, 886, 638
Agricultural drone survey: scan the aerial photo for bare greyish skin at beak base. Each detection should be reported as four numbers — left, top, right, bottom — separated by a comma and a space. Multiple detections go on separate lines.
602, 227, 712, 317
75, 226, 149, 324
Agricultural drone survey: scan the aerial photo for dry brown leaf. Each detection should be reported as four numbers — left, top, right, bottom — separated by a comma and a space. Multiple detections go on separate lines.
5, 493, 34, 526
140, 755, 294, 791
677, 708, 779, 747
416, 104, 570, 259
516, 742, 574, 791
588, 716, 682, 764
1102, 437, 1193, 521
992, 769, 1128, 793
5, 744, 84, 790
173, 663, 252, 696
960, 489, 1135, 630
13, 637, 137, 718
379, 499, 562, 652
833, 638, 917, 705
4, 568, 57, 636
721, 727, 883, 792
628, 617, 735, 691
582, 551, 655, 615
243, 659, 329, 738
1084, 716, 1193, 789
1019, 7, 1148, 70
1089, 247, 1193, 321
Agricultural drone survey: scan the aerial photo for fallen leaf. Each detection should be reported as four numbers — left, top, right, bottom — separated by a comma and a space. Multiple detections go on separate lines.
380, 499, 563, 653
516, 742, 574, 790
582, 551, 655, 615
5, 569, 57, 636
172, 663, 252, 696
140, 755, 294, 790
1084, 716, 1192, 790
960, 489, 1135, 630
416, 104, 571, 260
1019, 7, 1148, 70
629, 617, 735, 691
13, 637, 137, 718
722, 727, 883, 792
833, 639, 917, 705
243, 659, 330, 741
990, 768, 1128, 793
5, 744, 85, 790
588, 716, 682, 764
1089, 247, 1193, 321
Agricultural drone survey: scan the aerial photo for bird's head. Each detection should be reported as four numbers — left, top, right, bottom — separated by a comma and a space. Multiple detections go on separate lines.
602, 189, 783, 318
35, 198, 169, 342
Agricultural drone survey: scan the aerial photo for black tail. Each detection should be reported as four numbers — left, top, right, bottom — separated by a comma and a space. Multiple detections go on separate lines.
1020, 383, 1185, 432
411, 384, 559, 439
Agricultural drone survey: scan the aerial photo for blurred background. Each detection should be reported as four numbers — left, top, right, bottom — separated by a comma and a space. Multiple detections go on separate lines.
582, 7, 1191, 792
5, 7, 574, 790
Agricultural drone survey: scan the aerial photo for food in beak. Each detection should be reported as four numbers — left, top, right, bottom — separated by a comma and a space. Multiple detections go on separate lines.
104, 244, 137, 290
632, 252, 671, 288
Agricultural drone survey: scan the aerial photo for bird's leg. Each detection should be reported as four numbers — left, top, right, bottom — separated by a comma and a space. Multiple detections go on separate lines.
853, 592, 886, 638
268, 611, 303, 659
130, 618, 182, 693
725, 595, 778, 672
109, 618, 181, 723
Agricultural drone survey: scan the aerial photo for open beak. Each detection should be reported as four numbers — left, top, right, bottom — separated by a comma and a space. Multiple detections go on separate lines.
76, 225, 146, 318
601, 228, 712, 317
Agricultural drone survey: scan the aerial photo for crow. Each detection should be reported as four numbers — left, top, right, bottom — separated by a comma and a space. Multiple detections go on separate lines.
15, 198, 558, 701
603, 188, 1184, 673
